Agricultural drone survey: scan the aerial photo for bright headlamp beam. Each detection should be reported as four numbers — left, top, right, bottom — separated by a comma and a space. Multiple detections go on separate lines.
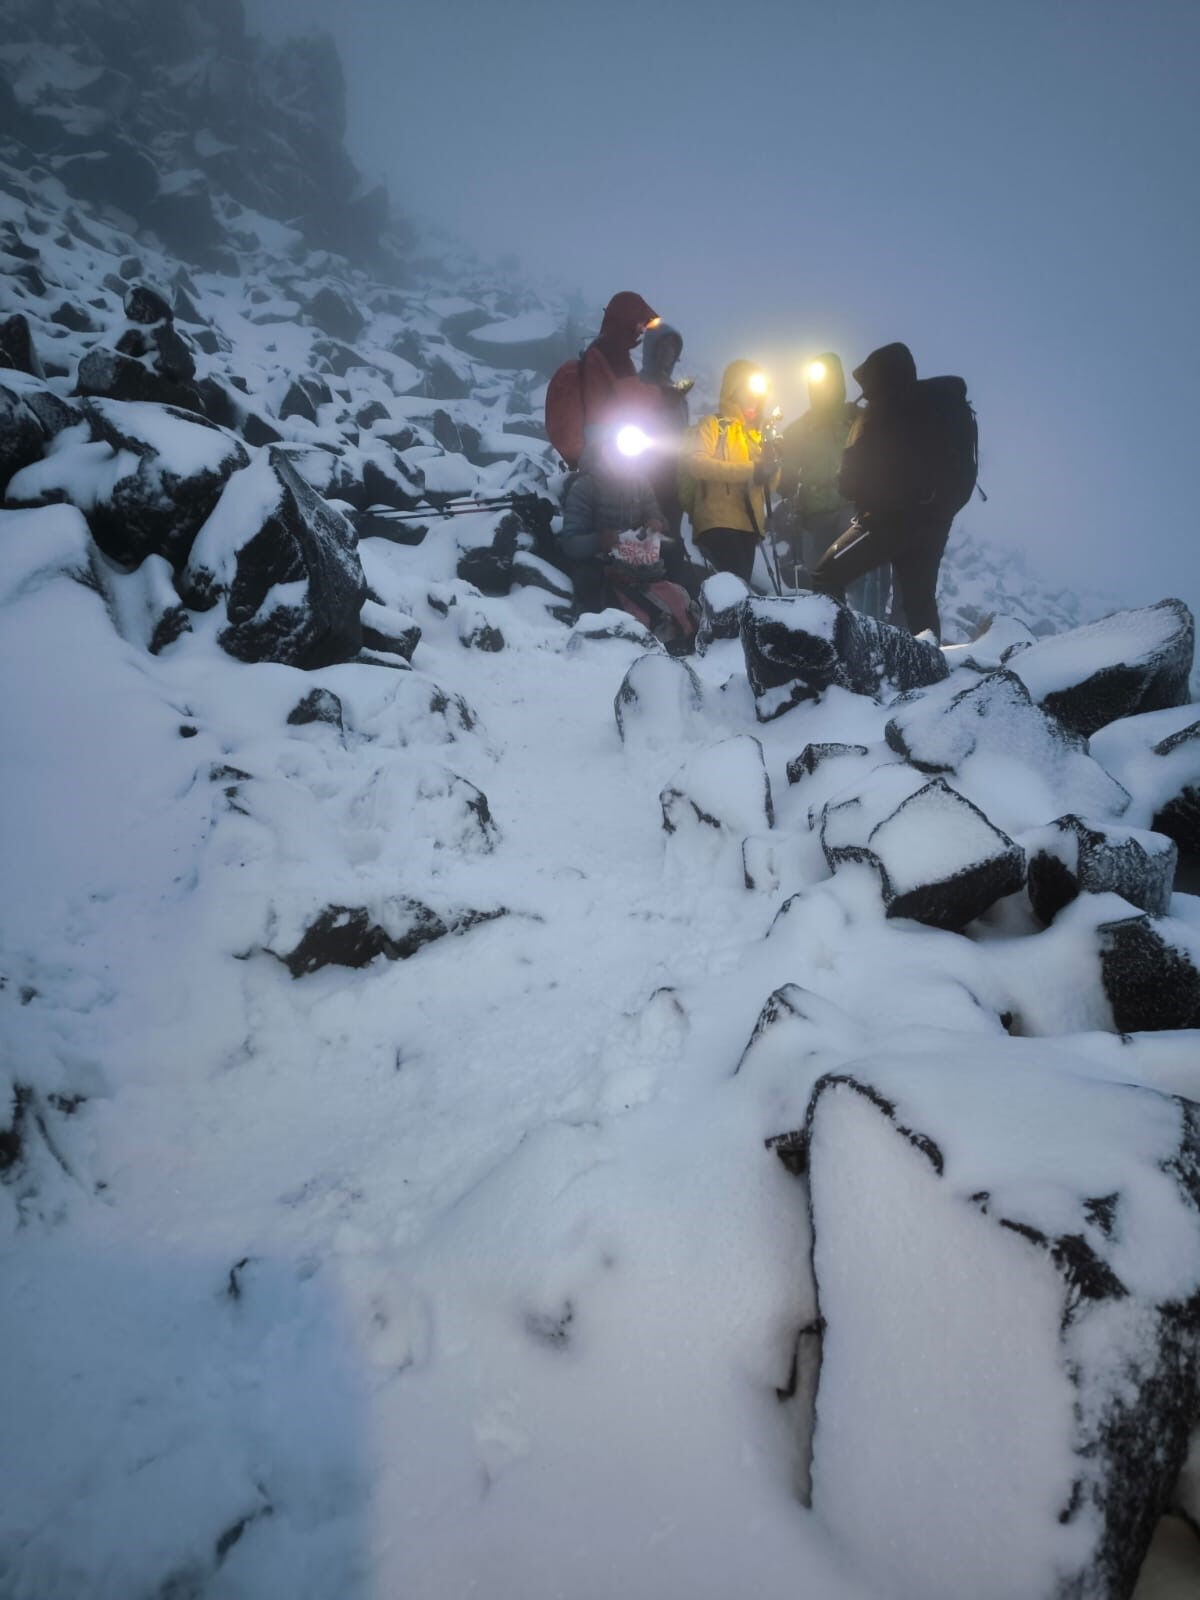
747, 372, 768, 396
807, 360, 828, 384
615, 424, 652, 458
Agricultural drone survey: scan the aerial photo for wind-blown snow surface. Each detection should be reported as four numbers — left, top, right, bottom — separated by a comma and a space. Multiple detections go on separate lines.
2, 530, 1199, 1597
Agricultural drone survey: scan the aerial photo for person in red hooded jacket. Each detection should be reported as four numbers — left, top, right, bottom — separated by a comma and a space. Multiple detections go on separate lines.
579, 290, 660, 446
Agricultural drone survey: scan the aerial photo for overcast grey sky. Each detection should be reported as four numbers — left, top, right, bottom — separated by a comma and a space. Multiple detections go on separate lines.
250, 0, 1200, 608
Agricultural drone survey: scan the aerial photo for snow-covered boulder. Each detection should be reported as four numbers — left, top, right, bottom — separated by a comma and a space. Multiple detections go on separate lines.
695, 571, 748, 655
1007, 599, 1195, 737
941, 611, 1035, 672
181, 448, 366, 669
1098, 912, 1200, 1032
286, 687, 344, 732
884, 669, 1131, 822
1026, 815, 1177, 924
0, 312, 43, 379
305, 284, 366, 344
9, 399, 250, 569
740, 593, 947, 721
660, 735, 774, 850
1090, 705, 1200, 855
785, 1055, 1200, 1600
360, 600, 420, 662
614, 652, 704, 747
819, 769, 1024, 928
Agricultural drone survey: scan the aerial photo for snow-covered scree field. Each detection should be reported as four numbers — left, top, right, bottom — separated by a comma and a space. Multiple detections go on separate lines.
4, 6, 1200, 1598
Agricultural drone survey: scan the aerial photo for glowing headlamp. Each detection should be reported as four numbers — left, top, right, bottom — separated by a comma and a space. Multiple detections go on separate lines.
644, 316, 662, 330
615, 424, 652, 458
747, 371, 769, 397
807, 360, 828, 384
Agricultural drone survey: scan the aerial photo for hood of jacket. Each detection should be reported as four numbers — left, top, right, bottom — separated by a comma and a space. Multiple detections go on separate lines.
599, 291, 658, 350
640, 321, 682, 379
807, 351, 846, 411
852, 342, 917, 404
718, 358, 762, 420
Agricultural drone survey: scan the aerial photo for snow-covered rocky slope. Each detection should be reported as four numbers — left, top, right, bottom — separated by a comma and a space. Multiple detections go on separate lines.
2, 6, 1200, 1599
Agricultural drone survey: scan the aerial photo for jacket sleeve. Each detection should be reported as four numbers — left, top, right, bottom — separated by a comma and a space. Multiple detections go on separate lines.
687, 415, 755, 484
560, 474, 597, 543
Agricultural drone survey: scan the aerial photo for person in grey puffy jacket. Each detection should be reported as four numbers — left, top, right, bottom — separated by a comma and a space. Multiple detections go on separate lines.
557, 440, 664, 612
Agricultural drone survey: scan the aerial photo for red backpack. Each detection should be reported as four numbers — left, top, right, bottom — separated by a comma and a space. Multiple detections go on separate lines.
544, 356, 588, 469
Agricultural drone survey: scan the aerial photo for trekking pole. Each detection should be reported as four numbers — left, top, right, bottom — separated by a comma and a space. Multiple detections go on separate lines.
760, 408, 785, 595
373, 494, 518, 523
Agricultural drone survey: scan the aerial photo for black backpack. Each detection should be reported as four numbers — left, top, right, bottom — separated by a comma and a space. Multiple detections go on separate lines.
840, 377, 978, 517
910, 376, 978, 515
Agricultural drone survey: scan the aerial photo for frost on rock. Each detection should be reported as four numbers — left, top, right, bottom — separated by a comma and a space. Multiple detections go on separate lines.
785, 742, 869, 786
182, 448, 366, 669
360, 599, 420, 662
613, 651, 704, 747
695, 571, 748, 655
1007, 599, 1195, 737
1025, 815, 1177, 925
784, 1057, 1200, 1600
1097, 913, 1200, 1032
1090, 705, 1200, 856
739, 593, 947, 721
941, 611, 1036, 673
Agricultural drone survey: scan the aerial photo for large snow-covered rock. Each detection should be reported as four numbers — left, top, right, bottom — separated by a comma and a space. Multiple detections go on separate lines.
1091, 705, 1200, 855
885, 669, 1131, 825
274, 898, 505, 976
1026, 815, 1177, 924
181, 448, 366, 668
740, 593, 947, 721
1007, 599, 1195, 737
0, 379, 45, 490
783, 1053, 1200, 1600
8, 399, 249, 569
614, 652, 705, 747
660, 735, 774, 843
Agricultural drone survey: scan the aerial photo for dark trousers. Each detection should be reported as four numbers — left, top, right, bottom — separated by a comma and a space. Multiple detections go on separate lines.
812, 512, 951, 640
695, 526, 757, 585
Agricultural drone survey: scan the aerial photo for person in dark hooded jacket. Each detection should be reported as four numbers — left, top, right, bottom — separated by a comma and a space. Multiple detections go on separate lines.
809, 342, 953, 640
637, 321, 701, 595
579, 290, 660, 446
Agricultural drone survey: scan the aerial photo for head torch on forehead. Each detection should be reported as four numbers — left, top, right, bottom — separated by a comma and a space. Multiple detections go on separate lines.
807, 360, 828, 384
747, 371, 769, 396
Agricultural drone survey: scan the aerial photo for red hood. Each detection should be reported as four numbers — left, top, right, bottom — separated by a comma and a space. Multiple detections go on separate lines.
599, 291, 657, 349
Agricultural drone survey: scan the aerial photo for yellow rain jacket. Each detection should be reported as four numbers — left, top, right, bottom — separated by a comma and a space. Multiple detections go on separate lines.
686, 359, 780, 539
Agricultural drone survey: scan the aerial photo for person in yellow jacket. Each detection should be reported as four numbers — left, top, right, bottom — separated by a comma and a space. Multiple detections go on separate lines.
686, 359, 780, 583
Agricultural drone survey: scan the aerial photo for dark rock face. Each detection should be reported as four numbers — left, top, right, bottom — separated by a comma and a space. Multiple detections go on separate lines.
1009, 600, 1195, 738
823, 776, 1025, 929
0, 313, 44, 377
305, 286, 365, 344
78, 399, 249, 568
124, 281, 174, 325
278, 900, 505, 976
786, 1067, 1200, 1600
75, 346, 201, 412
0, 382, 45, 491
1151, 721, 1200, 856
182, 448, 366, 669
286, 688, 344, 731
1098, 915, 1200, 1032
1027, 816, 1177, 924
740, 594, 947, 721
786, 742, 869, 786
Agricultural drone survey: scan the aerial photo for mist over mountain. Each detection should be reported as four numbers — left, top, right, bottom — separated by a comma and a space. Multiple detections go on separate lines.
2, 5, 1200, 1598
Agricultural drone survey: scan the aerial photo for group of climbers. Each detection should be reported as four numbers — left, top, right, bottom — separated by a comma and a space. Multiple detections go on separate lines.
545, 290, 980, 649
